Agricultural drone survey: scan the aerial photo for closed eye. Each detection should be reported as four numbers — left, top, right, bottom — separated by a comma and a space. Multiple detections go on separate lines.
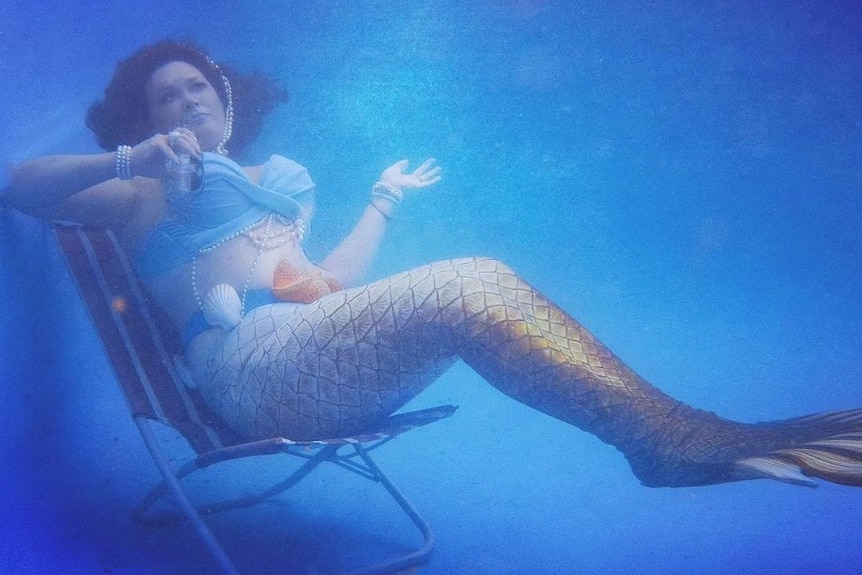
158, 90, 178, 105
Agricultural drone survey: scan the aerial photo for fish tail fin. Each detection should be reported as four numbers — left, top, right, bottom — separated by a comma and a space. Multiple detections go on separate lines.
732, 409, 862, 487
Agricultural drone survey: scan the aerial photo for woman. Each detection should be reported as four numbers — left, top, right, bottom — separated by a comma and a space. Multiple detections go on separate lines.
6, 40, 862, 489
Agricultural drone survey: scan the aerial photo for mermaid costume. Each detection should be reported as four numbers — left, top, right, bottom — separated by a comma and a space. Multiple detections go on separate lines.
134, 152, 862, 488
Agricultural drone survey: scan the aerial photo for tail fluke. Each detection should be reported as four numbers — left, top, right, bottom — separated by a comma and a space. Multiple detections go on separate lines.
733, 409, 862, 487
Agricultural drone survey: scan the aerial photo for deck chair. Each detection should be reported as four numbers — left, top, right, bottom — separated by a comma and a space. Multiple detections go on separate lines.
54, 222, 456, 575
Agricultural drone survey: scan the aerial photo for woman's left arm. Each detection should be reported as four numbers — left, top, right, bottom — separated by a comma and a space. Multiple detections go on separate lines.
320, 158, 441, 286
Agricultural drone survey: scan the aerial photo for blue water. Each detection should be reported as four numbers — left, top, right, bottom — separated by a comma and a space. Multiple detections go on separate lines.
2, 1, 861, 573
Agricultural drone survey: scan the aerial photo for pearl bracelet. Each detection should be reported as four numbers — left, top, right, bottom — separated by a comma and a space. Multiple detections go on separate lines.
115, 145, 133, 180
371, 181, 403, 204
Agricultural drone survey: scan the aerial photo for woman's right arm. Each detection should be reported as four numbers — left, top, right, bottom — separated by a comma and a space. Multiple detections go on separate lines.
4, 129, 198, 228
4, 152, 140, 226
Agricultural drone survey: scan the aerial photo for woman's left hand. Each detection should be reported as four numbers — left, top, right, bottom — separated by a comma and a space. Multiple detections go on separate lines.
379, 158, 442, 191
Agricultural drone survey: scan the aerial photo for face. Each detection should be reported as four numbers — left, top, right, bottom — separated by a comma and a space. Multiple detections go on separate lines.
145, 60, 226, 151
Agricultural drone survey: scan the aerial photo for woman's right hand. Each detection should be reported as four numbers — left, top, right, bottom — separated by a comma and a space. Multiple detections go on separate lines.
128, 128, 201, 179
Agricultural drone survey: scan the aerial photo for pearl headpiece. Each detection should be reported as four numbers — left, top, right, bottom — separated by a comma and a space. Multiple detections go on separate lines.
206, 57, 234, 156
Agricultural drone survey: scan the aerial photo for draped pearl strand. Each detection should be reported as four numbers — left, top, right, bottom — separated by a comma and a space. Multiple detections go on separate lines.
191, 213, 306, 314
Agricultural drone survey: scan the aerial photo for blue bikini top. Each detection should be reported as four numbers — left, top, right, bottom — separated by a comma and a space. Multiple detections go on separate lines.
134, 153, 315, 279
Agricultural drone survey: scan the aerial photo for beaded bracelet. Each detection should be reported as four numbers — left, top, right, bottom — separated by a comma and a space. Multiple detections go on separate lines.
371, 181, 403, 204
115, 145, 133, 180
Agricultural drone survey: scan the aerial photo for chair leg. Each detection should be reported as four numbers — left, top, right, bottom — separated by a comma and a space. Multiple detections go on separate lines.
338, 444, 436, 575
134, 418, 242, 575
132, 423, 436, 575
191, 445, 340, 516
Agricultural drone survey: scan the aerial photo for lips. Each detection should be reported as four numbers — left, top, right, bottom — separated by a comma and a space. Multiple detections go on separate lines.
181, 112, 211, 127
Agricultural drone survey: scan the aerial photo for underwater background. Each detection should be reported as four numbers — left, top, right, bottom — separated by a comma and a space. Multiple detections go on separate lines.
1, 1, 860, 573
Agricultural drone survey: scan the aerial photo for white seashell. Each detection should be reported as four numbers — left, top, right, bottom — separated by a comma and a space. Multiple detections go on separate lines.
202, 283, 243, 330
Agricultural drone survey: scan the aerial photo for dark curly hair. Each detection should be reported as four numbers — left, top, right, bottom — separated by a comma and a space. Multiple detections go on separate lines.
86, 40, 287, 157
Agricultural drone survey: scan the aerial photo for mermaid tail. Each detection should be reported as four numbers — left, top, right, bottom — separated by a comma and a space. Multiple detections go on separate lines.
192, 257, 862, 488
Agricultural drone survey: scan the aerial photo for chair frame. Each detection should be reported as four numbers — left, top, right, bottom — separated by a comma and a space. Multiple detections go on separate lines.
54, 223, 456, 575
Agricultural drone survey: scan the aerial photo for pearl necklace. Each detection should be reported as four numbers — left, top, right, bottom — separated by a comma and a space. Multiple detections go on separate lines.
191, 213, 306, 314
